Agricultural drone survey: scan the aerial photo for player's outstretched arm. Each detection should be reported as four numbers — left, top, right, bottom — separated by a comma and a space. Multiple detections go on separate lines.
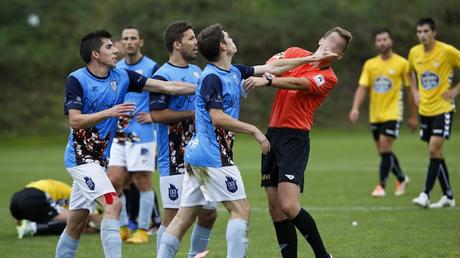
150, 109, 195, 124
244, 74, 310, 93
67, 103, 135, 129
209, 108, 270, 154
144, 79, 195, 96
349, 86, 367, 124
253, 49, 338, 76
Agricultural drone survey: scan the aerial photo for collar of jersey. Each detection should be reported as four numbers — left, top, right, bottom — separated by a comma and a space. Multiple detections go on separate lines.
167, 62, 189, 69
124, 55, 144, 66
207, 63, 231, 73
85, 67, 110, 80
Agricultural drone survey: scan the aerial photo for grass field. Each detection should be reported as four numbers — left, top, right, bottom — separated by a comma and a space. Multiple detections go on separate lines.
0, 129, 459, 258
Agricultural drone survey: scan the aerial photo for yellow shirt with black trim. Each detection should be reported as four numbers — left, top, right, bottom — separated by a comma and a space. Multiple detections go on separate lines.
358, 53, 409, 123
26, 179, 71, 208
408, 41, 460, 116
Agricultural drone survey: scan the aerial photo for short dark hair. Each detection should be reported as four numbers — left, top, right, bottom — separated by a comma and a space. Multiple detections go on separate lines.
416, 17, 436, 31
80, 30, 112, 64
122, 26, 142, 39
164, 21, 193, 53
373, 28, 392, 40
198, 24, 225, 62
323, 27, 353, 52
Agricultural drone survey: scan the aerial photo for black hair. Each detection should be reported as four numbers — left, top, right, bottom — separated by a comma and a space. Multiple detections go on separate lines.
164, 21, 193, 53
197, 24, 225, 62
80, 30, 112, 64
416, 17, 436, 31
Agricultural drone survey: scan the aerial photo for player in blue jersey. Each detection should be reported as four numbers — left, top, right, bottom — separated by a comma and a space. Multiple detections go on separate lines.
107, 27, 161, 244
56, 30, 195, 258
149, 21, 217, 257
157, 24, 337, 258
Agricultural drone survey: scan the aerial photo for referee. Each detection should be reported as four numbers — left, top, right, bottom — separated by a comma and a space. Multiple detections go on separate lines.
245, 27, 352, 258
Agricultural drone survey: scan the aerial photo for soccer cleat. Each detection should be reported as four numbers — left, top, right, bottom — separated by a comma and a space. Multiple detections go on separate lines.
395, 176, 410, 196
412, 192, 430, 208
126, 229, 148, 244
120, 226, 131, 241
371, 185, 386, 197
429, 196, 456, 208
16, 220, 35, 239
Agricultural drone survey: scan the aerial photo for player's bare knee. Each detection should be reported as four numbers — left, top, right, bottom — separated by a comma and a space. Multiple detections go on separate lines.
102, 192, 121, 216
428, 145, 443, 158
133, 173, 152, 191
198, 209, 217, 224
280, 201, 299, 219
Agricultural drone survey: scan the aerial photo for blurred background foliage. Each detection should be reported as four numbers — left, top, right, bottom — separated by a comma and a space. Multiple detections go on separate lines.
1, 0, 460, 136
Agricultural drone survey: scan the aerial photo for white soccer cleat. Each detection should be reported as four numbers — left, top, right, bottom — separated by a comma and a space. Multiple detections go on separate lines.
395, 176, 410, 196
429, 196, 456, 208
16, 220, 35, 239
371, 185, 386, 197
412, 192, 430, 208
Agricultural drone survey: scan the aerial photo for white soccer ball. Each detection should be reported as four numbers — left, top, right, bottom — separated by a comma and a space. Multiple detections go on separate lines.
27, 14, 40, 28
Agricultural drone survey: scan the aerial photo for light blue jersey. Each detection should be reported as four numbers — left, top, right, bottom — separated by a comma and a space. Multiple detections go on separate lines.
150, 63, 201, 176
184, 64, 254, 167
64, 67, 147, 168
115, 56, 159, 143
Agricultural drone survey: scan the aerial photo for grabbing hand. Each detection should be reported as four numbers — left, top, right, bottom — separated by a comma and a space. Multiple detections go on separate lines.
106, 103, 136, 118
243, 75, 272, 93
136, 112, 153, 124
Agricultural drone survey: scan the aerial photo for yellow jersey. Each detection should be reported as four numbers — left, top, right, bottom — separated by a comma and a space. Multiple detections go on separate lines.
26, 179, 71, 207
408, 41, 460, 116
359, 53, 409, 123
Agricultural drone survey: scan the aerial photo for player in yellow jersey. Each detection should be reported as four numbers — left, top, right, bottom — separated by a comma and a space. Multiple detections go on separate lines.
409, 18, 460, 208
10, 179, 100, 238
350, 29, 417, 197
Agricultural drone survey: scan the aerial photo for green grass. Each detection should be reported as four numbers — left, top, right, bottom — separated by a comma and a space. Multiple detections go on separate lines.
0, 129, 459, 257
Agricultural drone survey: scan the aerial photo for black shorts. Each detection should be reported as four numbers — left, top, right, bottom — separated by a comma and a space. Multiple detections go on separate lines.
370, 120, 400, 142
420, 112, 454, 142
9, 188, 59, 223
261, 128, 309, 192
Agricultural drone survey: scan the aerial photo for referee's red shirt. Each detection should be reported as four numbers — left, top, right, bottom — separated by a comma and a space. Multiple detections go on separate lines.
268, 47, 338, 131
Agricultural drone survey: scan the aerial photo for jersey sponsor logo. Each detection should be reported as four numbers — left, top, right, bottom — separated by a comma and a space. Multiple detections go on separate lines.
168, 184, 179, 201
110, 80, 117, 91
373, 76, 392, 93
225, 176, 238, 193
140, 147, 149, 156
421, 71, 439, 90
84, 176, 95, 190
313, 75, 325, 86
285, 174, 295, 180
